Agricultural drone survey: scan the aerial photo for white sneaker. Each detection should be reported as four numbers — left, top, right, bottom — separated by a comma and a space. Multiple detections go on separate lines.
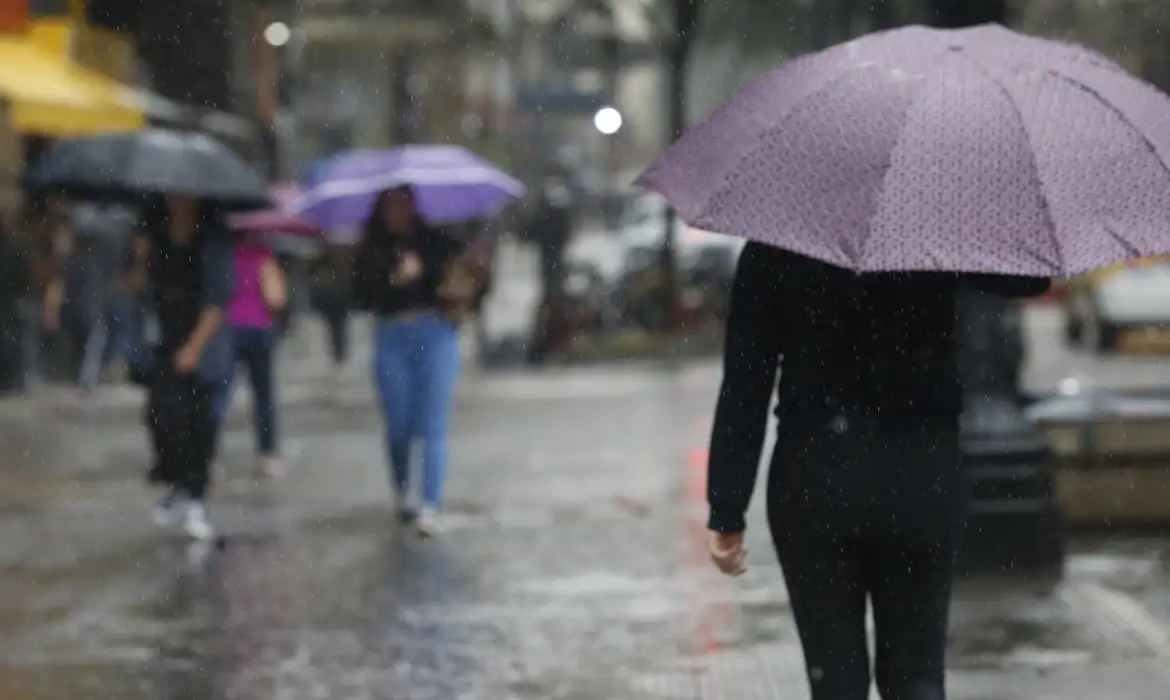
396, 492, 420, 524
152, 491, 183, 527
414, 506, 442, 538
183, 502, 215, 541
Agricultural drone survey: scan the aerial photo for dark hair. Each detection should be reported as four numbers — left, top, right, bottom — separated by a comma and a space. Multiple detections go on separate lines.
355, 187, 451, 279
359, 186, 424, 244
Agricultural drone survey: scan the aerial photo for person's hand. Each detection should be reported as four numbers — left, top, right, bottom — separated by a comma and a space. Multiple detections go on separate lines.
389, 252, 423, 286
42, 311, 59, 331
708, 530, 747, 576
173, 343, 201, 374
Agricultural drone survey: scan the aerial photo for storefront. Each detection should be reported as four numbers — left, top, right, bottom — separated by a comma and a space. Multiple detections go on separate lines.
0, 19, 144, 137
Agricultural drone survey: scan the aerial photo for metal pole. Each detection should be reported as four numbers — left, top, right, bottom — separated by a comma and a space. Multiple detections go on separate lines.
604, 7, 620, 224
254, 0, 280, 179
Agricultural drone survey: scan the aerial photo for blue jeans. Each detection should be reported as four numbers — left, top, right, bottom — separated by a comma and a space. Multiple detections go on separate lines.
373, 313, 460, 508
214, 326, 279, 456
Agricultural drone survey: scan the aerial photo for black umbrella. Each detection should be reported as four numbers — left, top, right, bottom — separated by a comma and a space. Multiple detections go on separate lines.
24, 128, 269, 210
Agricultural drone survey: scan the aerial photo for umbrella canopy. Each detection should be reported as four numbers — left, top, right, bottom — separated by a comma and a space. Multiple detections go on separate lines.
229, 184, 319, 236
24, 128, 269, 210
296, 145, 524, 229
636, 24, 1170, 277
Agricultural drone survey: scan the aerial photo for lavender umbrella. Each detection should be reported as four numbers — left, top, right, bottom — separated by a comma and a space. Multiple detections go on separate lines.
229, 184, 319, 237
297, 145, 524, 229
637, 24, 1170, 277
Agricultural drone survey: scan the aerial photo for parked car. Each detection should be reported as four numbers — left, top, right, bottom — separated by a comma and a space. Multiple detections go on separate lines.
617, 194, 744, 263
1064, 255, 1170, 351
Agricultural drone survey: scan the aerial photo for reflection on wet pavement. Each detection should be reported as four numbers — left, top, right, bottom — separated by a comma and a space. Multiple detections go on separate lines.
2, 365, 1170, 698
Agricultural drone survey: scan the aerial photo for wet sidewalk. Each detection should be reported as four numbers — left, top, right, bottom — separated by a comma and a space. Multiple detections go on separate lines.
2, 360, 1170, 698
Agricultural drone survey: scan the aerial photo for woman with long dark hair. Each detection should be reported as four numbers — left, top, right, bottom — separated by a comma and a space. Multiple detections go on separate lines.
352, 186, 470, 537
141, 193, 234, 540
706, 242, 1048, 700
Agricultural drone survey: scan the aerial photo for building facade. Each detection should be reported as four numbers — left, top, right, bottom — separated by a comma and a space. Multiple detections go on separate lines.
294, 0, 474, 162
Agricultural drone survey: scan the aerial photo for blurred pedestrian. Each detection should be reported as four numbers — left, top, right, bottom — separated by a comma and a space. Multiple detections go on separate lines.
352, 186, 470, 537
523, 179, 573, 302
41, 225, 83, 379
0, 219, 29, 394
213, 230, 288, 477
308, 245, 352, 381
706, 243, 1049, 700
523, 180, 574, 364
142, 194, 234, 541
121, 230, 153, 386
20, 206, 57, 387
70, 203, 138, 408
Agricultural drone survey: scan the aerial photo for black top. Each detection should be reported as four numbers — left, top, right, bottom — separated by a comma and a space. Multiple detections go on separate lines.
148, 229, 233, 361
707, 242, 1050, 533
351, 227, 462, 316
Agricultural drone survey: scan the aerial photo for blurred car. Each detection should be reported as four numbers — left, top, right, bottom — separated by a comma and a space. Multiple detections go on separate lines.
1064, 255, 1170, 351
617, 193, 744, 264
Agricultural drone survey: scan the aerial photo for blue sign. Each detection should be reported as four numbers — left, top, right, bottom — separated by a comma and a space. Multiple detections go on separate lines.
518, 86, 605, 114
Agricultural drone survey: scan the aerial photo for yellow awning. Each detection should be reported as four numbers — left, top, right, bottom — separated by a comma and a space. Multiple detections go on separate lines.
0, 36, 145, 136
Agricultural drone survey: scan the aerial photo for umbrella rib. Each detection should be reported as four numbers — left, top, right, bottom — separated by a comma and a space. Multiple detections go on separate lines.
853, 82, 932, 271
1042, 66, 1170, 200
1099, 219, 1145, 261
958, 53, 1065, 275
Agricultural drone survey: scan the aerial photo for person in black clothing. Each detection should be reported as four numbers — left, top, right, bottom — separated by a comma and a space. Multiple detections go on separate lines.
524, 179, 574, 301
523, 182, 575, 364
141, 194, 234, 541
0, 221, 29, 393
308, 245, 352, 378
706, 242, 1049, 700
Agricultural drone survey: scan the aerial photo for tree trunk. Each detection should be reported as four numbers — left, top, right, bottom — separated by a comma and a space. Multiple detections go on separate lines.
136, 0, 233, 111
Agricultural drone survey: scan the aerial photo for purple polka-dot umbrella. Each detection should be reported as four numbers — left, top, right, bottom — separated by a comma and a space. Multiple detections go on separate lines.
637, 24, 1170, 277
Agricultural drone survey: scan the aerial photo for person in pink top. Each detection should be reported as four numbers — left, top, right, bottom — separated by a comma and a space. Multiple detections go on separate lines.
213, 231, 288, 477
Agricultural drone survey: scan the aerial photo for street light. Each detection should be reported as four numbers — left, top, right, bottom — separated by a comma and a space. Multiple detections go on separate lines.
264, 21, 291, 47
593, 106, 622, 135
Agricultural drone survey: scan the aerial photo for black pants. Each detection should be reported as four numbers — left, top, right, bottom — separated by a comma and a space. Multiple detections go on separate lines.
538, 243, 566, 302
767, 419, 965, 700
321, 306, 349, 366
146, 366, 218, 500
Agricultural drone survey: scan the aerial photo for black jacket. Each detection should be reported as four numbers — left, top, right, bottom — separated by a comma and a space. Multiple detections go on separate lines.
351, 227, 462, 316
707, 242, 1050, 532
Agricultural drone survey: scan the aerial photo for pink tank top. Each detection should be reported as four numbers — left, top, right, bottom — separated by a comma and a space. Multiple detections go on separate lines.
228, 244, 273, 328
